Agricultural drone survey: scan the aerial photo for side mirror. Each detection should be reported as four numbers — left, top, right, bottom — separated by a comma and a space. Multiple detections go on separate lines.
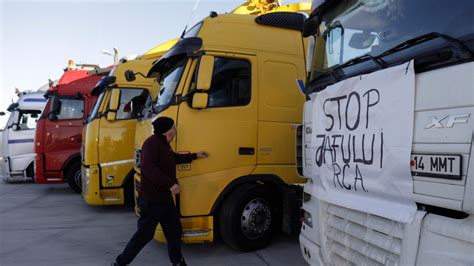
50, 96, 60, 114
349, 32, 376, 49
191, 93, 208, 109
48, 112, 58, 121
106, 111, 116, 121
0, 111, 5, 116
124, 70, 136, 82
107, 89, 121, 121
108, 89, 121, 112
196, 55, 214, 91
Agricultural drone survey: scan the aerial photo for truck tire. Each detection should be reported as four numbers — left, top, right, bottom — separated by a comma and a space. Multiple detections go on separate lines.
218, 183, 276, 251
67, 162, 82, 194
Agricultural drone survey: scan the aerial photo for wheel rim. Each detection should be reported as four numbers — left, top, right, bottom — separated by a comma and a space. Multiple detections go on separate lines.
240, 198, 272, 239
74, 169, 82, 188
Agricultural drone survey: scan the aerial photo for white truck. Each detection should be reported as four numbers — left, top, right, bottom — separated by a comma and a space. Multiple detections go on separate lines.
0, 90, 47, 182
298, 0, 473, 265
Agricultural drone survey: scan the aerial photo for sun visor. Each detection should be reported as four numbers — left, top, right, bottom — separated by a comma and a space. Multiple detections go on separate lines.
91, 75, 116, 96
255, 12, 307, 32
147, 37, 202, 78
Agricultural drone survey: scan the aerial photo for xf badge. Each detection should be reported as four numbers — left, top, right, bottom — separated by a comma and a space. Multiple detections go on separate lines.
425, 114, 470, 129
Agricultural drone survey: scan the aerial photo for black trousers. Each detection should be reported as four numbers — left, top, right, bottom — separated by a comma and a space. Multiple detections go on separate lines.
116, 198, 183, 265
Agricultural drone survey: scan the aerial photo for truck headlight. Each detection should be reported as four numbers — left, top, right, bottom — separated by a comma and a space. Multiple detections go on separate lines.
83, 168, 90, 193
303, 210, 313, 228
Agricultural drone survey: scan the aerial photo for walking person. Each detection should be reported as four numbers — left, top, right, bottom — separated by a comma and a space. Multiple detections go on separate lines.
114, 117, 208, 266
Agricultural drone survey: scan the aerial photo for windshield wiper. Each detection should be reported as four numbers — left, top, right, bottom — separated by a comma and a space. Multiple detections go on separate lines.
377, 32, 473, 60
332, 54, 386, 77
307, 54, 386, 89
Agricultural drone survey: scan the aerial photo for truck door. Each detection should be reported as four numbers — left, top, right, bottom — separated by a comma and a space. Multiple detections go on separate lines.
7, 109, 42, 172
43, 96, 85, 174
176, 54, 258, 216
98, 88, 148, 188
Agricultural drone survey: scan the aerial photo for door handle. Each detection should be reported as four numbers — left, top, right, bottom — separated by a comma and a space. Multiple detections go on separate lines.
239, 147, 255, 155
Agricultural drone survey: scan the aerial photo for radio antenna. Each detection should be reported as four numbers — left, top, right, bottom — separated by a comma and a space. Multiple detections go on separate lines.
181, 0, 201, 38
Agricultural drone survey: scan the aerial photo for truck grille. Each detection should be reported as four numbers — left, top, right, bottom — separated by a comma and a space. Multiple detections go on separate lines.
296, 124, 303, 176
134, 148, 142, 169
322, 203, 403, 266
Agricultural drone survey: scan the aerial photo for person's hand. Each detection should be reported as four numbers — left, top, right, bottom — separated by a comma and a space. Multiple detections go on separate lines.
170, 184, 180, 195
197, 151, 209, 159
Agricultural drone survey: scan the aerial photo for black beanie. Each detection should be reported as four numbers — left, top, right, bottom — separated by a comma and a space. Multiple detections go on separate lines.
152, 117, 174, 134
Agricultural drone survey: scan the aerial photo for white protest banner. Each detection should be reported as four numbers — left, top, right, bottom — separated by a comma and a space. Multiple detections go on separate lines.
310, 61, 417, 223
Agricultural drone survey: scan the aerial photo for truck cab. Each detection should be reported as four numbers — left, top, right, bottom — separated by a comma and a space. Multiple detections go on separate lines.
81, 40, 176, 206
35, 61, 112, 193
81, 0, 310, 208
299, 1, 474, 265
0, 91, 47, 181
133, 7, 310, 251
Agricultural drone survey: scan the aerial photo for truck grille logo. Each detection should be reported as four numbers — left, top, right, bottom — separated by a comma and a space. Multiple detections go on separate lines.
425, 114, 470, 129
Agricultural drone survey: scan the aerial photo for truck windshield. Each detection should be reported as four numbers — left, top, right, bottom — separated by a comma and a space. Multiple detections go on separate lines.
87, 91, 105, 123
154, 58, 187, 114
16, 110, 42, 130
308, 0, 473, 88
137, 93, 154, 120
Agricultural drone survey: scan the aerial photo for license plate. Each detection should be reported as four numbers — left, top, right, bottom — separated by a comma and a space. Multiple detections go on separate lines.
411, 154, 462, 180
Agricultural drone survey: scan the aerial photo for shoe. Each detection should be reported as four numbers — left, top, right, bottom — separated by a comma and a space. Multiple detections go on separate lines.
112, 261, 128, 266
172, 257, 187, 266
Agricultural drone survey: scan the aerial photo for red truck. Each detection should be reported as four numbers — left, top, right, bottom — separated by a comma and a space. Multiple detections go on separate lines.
34, 60, 112, 193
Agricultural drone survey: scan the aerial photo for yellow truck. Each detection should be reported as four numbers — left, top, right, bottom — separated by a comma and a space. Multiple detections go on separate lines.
81, 39, 177, 206
80, 0, 305, 207
133, 5, 310, 250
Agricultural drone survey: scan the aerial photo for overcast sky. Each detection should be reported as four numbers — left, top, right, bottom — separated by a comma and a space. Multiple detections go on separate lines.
1, 0, 312, 127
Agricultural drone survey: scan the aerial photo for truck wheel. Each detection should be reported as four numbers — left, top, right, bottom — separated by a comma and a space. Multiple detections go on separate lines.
218, 183, 276, 251
67, 162, 82, 194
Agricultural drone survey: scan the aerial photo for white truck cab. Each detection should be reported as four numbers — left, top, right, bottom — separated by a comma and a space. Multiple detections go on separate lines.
0, 91, 47, 182
298, 0, 473, 265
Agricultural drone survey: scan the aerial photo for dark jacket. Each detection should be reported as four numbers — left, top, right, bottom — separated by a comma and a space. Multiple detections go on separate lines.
139, 134, 197, 202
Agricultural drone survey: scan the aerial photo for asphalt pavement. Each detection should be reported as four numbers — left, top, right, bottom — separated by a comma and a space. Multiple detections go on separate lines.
0, 181, 306, 266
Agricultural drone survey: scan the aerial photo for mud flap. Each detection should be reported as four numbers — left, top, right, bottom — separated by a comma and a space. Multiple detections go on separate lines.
281, 185, 303, 235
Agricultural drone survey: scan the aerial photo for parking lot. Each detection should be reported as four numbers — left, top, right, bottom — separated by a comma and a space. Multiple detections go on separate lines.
0, 181, 306, 266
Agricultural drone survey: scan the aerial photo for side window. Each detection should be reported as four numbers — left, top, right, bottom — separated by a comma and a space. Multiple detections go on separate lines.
116, 89, 148, 120
17, 110, 42, 130
207, 58, 251, 108
57, 98, 84, 120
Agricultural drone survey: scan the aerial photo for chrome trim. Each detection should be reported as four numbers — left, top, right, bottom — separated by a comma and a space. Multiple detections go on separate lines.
99, 159, 134, 167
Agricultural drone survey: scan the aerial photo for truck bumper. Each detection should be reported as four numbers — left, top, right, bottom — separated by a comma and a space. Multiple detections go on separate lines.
82, 164, 124, 205
299, 233, 324, 266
